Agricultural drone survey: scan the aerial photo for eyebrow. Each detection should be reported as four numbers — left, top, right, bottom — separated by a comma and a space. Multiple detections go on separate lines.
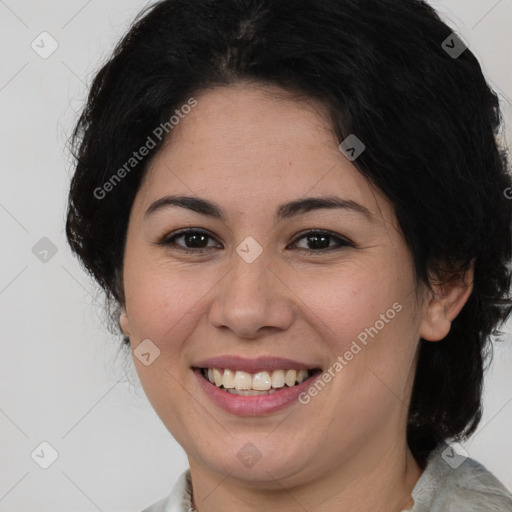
144, 194, 373, 222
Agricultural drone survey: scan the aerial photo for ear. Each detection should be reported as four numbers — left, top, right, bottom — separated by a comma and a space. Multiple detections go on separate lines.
419, 261, 474, 342
119, 305, 131, 337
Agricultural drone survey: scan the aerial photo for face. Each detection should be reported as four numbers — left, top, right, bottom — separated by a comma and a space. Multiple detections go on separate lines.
119, 83, 436, 488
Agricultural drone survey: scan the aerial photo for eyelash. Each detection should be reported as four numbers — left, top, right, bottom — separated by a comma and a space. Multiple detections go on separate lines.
156, 228, 355, 255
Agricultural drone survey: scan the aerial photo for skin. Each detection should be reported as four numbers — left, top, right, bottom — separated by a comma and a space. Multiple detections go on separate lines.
119, 82, 473, 512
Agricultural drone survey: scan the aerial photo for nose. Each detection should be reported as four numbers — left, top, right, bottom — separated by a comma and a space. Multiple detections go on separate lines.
208, 250, 295, 340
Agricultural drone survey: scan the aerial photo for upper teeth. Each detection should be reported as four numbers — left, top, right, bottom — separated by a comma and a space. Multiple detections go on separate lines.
205, 368, 311, 391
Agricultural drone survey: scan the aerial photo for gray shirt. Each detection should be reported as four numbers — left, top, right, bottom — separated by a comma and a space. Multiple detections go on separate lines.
141, 442, 512, 511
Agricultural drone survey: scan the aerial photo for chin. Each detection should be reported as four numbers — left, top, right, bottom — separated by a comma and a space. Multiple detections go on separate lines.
197, 441, 313, 484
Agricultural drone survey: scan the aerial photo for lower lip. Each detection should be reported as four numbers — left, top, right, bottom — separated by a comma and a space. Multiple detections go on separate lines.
193, 368, 321, 416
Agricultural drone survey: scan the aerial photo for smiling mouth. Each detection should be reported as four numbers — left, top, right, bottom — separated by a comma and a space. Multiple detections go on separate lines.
198, 367, 323, 396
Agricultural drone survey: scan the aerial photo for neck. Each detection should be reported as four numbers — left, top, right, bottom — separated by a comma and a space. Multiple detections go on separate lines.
188, 438, 423, 512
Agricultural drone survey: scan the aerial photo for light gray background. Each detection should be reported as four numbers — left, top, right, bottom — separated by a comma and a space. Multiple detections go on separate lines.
0, 1, 511, 510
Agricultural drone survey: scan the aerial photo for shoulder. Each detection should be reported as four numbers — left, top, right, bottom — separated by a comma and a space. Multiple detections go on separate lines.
412, 443, 512, 512
140, 470, 193, 512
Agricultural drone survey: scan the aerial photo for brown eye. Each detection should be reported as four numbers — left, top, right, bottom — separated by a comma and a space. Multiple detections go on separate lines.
157, 228, 221, 253
157, 228, 354, 255
289, 230, 354, 253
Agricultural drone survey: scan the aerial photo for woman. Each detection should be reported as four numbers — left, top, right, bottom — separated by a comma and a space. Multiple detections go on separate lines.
65, 0, 512, 510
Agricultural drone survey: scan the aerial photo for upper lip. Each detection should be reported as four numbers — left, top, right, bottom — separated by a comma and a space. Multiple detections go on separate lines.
193, 355, 321, 374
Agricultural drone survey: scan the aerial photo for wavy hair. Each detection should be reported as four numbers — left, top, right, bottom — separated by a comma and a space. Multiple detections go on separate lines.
65, 0, 512, 468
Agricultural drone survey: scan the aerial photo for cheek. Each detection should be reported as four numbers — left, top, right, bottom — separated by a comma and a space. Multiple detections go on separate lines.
309, 263, 398, 341
122, 259, 199, 430
311, 260, 418, 390
331, 302, 418, 421
123, 256, 209, 344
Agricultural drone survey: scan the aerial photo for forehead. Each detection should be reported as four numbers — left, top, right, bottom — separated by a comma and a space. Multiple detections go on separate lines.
134, 84, 394, 226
